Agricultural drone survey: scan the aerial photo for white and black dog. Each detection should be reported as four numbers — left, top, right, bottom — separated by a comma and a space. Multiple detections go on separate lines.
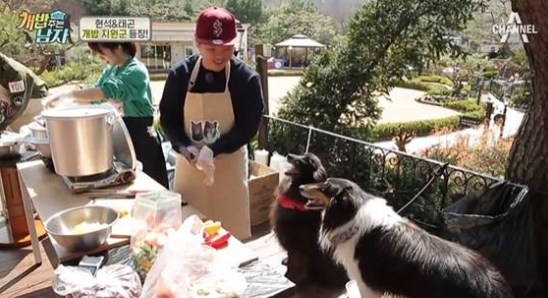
299, 177, 514, 298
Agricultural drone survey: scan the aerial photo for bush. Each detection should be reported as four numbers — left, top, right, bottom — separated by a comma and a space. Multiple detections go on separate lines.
40, 51, 103, 88
367, 116, 460, 141
426, 88, 453, 96
396, 79, 451, 94
418, 74, 453, 86
511, 85, 531, 108
396, 80, 431, 91
41, 71, 63, 87
482, 70, 499, 79
418, 129, 513, 178
443, 98, 486, 120
150, 73, 168, 81
444, 99, 483, 113
268, 69, 304, 76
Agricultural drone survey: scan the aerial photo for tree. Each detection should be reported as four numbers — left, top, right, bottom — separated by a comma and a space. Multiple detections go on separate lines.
509, 46, 530, 76
80, 0, 131, 16
225, 0, 265, 26
0, 4, 79, 76
275, 0, 486, 134
82, 0, 191, 21
183, 0, 195, 17
255, 0, 337, 45
505, 1, 548, 191
461, 0, 512, 45
128, 0, 192, 21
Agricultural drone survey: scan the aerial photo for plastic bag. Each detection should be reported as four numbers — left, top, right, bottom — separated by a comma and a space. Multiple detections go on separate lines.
131, 191, 183, 280
443, 181, 548, 298
52, 264, 142, 298
140, 215, 247, 298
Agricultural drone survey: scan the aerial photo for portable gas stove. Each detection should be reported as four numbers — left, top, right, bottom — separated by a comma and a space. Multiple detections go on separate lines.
62, 161, 136, 194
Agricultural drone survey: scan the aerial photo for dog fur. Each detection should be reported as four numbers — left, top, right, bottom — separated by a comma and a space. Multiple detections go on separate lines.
270, 153, 348, 287
299, 177, 514, 298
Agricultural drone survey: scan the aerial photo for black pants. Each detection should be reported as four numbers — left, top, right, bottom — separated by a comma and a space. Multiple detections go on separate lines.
123, 117, 169, 189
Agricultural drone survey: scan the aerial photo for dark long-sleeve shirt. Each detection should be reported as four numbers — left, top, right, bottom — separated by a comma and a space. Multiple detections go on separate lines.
159, 55, 264, 157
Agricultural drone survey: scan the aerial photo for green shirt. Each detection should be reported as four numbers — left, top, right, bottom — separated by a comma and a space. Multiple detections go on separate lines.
95, 57, 154, 117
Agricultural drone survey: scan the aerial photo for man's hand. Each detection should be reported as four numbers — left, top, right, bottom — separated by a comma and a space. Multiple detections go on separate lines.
178, 145, 199, 163
196, 146, 215, 186
43, 94, 61, 109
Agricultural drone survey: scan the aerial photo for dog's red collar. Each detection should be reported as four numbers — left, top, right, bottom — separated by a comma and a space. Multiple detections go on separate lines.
277, 194, 307, 211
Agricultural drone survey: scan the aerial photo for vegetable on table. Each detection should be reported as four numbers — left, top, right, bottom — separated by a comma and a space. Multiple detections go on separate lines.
204, 231, 231, 249
203, 220, 222, 237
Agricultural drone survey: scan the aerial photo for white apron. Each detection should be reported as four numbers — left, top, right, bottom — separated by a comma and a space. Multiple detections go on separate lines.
173, 57, 251, 239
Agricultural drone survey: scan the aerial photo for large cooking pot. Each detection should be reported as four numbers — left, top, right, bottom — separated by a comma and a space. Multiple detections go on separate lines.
41, 106, 117, 177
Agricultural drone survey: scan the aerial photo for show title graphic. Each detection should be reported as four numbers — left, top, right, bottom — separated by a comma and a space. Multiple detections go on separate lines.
18, 9, 72, 44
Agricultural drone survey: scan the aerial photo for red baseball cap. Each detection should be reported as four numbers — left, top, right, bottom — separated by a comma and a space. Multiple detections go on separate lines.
195, 7, 238, 46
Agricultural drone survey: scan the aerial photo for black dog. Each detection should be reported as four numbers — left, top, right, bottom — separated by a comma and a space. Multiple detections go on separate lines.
270, 153, 348, 287
300, 178, 514, 298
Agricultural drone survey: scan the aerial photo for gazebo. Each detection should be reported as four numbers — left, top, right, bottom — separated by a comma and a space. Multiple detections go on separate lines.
274, 34, 325, 68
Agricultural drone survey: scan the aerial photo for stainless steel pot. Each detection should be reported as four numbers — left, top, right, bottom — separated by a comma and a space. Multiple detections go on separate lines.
41, 106, 115, 177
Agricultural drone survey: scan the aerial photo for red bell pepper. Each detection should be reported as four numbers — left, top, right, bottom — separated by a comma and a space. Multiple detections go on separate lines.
205, 231, 231, 249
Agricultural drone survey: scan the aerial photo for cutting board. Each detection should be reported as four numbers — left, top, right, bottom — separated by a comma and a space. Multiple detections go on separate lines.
86, 198, 257, 267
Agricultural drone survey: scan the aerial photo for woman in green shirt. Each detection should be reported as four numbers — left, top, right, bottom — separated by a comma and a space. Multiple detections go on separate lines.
45, 42, 169, 188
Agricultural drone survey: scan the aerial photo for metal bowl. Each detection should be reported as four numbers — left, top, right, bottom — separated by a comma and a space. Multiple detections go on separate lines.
44, 205, 119, 252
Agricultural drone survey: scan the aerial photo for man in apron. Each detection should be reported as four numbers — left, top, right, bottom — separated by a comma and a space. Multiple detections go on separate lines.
0, 52, 49, 132
159, 7, 264, 239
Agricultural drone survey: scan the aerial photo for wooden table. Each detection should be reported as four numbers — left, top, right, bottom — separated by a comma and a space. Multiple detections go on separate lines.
16, 160, 258, 269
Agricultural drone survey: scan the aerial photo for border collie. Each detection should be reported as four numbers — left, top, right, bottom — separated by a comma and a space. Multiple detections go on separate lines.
270, 153, 348, 287
299, 177, 514, 298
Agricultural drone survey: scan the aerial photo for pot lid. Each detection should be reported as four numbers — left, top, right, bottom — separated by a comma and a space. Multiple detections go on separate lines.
112, 116, 136, 170
41, 106, 112, 119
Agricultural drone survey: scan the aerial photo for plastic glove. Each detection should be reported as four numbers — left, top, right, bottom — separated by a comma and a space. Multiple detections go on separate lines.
195, 146, 215, 186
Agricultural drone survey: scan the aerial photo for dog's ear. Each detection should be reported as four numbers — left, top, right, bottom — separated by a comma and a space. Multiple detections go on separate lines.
332, 185, 353, 201
313, 167, 327, 181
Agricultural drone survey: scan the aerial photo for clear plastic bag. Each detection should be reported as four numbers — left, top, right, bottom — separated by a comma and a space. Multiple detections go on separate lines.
131, 191, 182, 280
140, 215, 247, 298
52, 264, 142, 298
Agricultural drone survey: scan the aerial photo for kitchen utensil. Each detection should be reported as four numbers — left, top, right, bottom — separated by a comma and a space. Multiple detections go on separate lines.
28, 137, 51, 158
0, 132, 22, 159
112, 116, 136, 170
27, 121, 48, 139
41, 106, 115, 177
33, 115, 46, 127
44, 205, 119, 252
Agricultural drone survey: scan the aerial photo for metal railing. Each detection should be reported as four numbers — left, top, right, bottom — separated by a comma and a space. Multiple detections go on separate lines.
262, 115, 521, 236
